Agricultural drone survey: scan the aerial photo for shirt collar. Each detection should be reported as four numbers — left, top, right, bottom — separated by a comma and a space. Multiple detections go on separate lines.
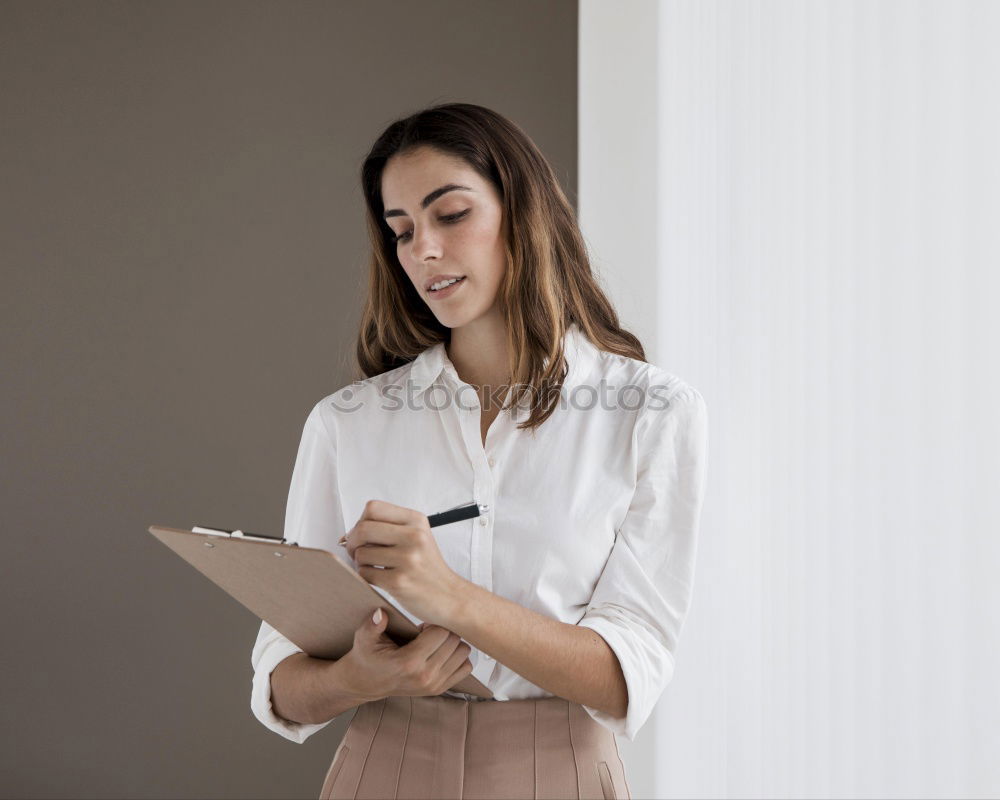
407, 321, 596, 402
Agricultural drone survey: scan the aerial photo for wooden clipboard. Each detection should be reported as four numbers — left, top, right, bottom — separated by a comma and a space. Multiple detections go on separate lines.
148, 525, 493, 699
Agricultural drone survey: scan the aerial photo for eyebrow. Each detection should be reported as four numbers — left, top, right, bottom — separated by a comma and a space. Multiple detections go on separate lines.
383, 183, 475, 219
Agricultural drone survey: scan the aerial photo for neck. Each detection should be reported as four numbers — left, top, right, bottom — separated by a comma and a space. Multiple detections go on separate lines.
445, 309, 510, 392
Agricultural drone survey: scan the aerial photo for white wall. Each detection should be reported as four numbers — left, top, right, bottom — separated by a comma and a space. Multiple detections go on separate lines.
580, 1, 1000, 797
579, 3, 661, 796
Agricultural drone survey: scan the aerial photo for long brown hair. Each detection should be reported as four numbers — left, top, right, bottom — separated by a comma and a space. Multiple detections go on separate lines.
356, 102, 646, 431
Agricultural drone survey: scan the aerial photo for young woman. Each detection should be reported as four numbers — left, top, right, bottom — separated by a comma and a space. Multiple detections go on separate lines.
250, 102, 709, 800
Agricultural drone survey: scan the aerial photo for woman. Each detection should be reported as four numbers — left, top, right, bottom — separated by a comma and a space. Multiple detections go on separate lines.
250, 102, 709, 800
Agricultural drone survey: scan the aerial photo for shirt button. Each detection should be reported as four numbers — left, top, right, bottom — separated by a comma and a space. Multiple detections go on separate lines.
488, 457, 496, 467
479, 516, 488, 526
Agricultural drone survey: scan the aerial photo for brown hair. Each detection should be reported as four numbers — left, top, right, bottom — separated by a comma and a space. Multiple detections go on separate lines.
355, 101, 646, 431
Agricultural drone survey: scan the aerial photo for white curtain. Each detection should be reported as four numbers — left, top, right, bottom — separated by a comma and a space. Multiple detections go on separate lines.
580, 1, 1000, 797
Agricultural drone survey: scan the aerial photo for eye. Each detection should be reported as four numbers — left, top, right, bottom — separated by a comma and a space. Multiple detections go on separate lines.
390, 209, 470, 244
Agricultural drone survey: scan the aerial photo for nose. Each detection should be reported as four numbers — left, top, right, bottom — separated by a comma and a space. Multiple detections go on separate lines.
409, 224, 443, 262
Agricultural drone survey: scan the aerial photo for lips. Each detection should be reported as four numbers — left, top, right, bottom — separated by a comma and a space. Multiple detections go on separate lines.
425, 275, 468, 300
427, 275, 465, 294
425, 274, 466, 292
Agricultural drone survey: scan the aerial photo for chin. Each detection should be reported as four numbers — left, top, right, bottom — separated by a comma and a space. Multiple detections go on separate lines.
433, 313, 468, 329
432, 307, 483, 330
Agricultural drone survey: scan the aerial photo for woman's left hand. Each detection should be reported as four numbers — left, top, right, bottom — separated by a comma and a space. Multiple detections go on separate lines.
341, 499, 467, 625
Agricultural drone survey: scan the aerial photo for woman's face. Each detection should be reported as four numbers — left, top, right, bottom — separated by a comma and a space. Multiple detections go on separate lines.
381, 146, 506, 329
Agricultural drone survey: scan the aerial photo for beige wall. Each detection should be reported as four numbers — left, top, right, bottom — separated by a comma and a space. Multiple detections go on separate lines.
0, 2, 577, 796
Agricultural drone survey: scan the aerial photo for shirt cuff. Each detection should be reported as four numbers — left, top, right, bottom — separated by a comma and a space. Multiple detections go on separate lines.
250, 633, 334, 744
577, 608, 675, 742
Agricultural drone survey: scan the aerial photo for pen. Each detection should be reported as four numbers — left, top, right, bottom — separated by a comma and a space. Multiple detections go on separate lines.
337, 501, 489, 545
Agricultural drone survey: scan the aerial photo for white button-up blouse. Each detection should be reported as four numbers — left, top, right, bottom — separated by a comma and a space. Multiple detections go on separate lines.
250, 322, 709, 743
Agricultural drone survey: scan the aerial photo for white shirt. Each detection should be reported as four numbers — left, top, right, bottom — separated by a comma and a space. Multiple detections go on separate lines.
250, 322, 709, 743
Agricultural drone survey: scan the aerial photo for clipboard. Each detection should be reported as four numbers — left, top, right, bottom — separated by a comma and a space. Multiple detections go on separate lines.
148, 524, 494, 699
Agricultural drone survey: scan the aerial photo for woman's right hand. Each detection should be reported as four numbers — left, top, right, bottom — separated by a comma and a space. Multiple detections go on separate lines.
342, 607, 474, 700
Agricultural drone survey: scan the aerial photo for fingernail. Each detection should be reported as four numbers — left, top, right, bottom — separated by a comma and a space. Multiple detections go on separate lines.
372, 608, 381, 624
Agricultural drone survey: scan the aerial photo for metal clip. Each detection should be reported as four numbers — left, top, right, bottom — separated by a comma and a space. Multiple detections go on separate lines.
440, 499, 479, 512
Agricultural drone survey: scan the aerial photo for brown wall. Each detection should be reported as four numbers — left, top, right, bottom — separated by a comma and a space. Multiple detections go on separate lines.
0, 2, 577, 796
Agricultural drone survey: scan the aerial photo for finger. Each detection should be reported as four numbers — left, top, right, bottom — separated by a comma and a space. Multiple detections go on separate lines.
351, 520, 412, 550
338, 522, 358, 549
401, 625, 451, 659
441, 657, 475, 692
353, 544, 403, 569
356, 565, 390, 589
441, 642, 473, 676
425, 632, 464, 672
361, 499, 425, 526
343, 521, 408, 559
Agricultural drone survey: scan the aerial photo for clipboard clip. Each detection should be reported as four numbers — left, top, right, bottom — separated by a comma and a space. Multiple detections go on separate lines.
191, 525, 299, 546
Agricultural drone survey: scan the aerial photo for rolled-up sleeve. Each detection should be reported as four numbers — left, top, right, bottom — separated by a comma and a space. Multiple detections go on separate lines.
250, 620, 333, 743
577, 386, 709, 741
249, 401, 348, 743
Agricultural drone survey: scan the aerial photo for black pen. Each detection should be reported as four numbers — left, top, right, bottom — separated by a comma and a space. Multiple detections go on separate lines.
426, 501, 490, 528
337, 501, 488, 545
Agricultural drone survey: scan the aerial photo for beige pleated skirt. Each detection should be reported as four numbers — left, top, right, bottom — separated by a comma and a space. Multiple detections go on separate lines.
318, 694, 631, 799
